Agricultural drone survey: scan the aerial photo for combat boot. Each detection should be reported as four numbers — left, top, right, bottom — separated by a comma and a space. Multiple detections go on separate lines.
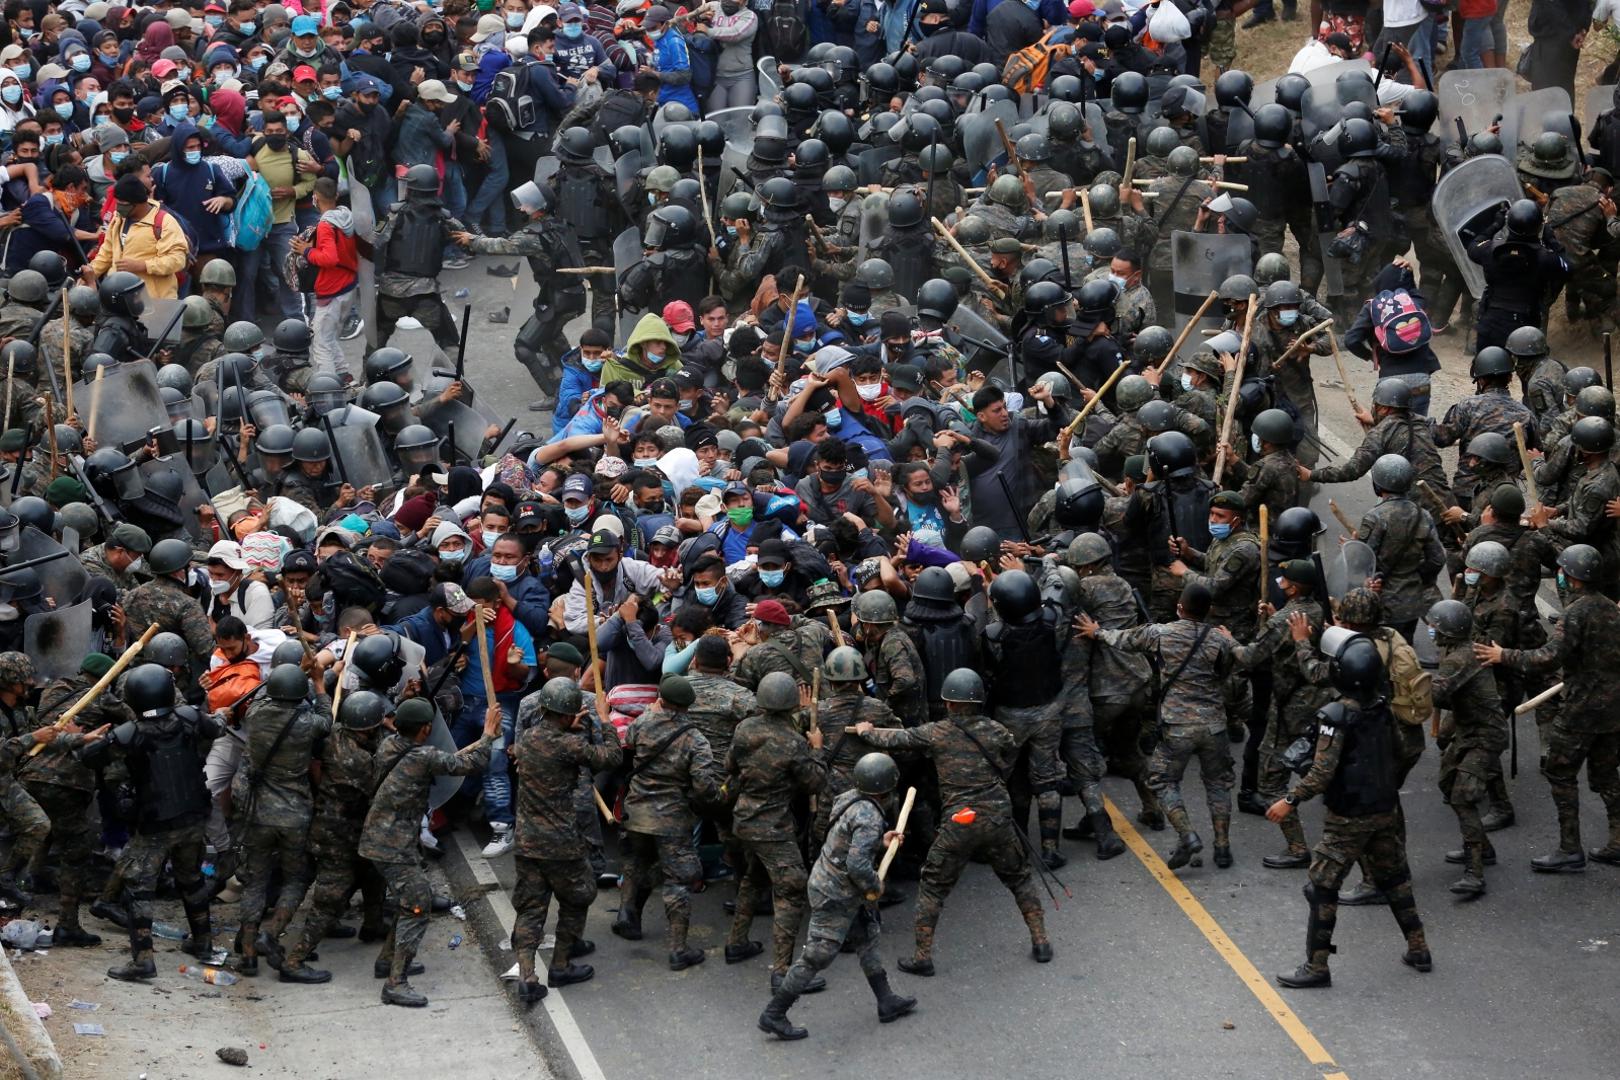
1134, 781, 1166, 831
1276, 884, 1335, 988
381, 980, 429, 1007
1533, 814, 1588, 872
548, 962, 594, 987
90, 898, 129, 928
51, 902, 101, 948
517, 978, 548, 1004
1166, 830, 1203, 871
758, 990, 807, 1040
1037, 802, 1067, 870
279, 961, 333, 984
867, 973, 917, 1024
771, 970, 826, 994
1480, 807, 1516, 832
1386, 879, 1431, 972
0, 869, 31, 907
258, 906, 296, 971
1091, 812, 1126, 859
725, 940, 764, 964
1445, 845, 1496, 865
1237, 790, 1269, 816
109, 924, 158, 982
1025, 908, 1053, 964
1587, 820, 1620, 865
611, 886, 649, 940
898, 925, 935, 976
1062, 816, 1095, 841
1337, 879, 1387, 905
1448, 870, 1486, 897
1264, 816, 1310, 869
1212, 815, 1232, 869
375, 959, 425, 979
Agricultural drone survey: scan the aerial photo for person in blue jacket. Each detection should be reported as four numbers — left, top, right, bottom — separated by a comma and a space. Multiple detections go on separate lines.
462, 532, 553, 643
149, 122, 238, 266
553, 327, 613, 430
641, 5, 699, 113
6, 162, 98, 274
384, 581, 476, 667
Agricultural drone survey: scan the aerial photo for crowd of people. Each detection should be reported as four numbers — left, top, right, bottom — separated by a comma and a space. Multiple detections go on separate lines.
0, 0, 1618, 1046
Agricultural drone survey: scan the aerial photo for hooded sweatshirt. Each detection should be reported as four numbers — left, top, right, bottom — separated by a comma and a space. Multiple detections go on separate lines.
307, 205, 359, 299
604, 312, 682, 392
151, 122, 234, 253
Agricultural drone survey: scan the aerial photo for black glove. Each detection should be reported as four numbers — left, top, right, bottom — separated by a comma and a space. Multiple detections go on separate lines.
1137, 728, 1158, 757
1227, 722, 1246, 744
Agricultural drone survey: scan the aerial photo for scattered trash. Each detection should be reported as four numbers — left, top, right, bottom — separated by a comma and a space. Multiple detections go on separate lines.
178, 964, 238, 985
31, 1002, 50, 1020
448, 934, 463, 950
487, 307, 510, 325
216, 1047, 249, 1067
500, 962, 520, 980
450, 905, 467, 921
397, 316, 423, 330
72, 1024, 105, 1037
1580, 939, 1610, 953
1221, 1021, 1235, 1031
488, 264, 519, 277
1, 920, 43, 949
152, 922, 188, 941
453, 288, 471, 300
67, 1000, 100, 1011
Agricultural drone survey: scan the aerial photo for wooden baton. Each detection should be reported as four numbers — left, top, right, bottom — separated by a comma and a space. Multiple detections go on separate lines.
29, 623, 160, 757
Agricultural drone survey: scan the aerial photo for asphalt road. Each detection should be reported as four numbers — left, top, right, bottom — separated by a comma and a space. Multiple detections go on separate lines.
413, 258, 1620, 1080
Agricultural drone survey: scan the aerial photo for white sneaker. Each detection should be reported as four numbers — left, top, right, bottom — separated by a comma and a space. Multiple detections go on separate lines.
397, 315, 423, 330
481, 823, 514, 858
419, 826, 441, 852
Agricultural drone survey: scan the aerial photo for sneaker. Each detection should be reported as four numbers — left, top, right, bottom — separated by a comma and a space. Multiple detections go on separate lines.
443, 253, 471, 271
339, 313, 365, 341
481, 824, 515, 858
419, 826, 441, 852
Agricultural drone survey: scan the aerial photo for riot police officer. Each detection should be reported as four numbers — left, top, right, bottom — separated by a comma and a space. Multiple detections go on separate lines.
1467, 198, 1571, 350
90, 271, 154, 363
373, 164, 466, 351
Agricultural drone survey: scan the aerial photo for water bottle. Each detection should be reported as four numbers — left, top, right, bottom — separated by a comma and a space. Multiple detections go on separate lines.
152, 922, 187, 941
178, 964, 238, 986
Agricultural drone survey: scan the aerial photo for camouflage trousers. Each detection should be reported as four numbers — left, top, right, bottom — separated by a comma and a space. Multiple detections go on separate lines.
620, 830, 704, 951
910, 817, 1046, 963
1258, 705, 1317, 852
1208, 16, 1237, 70
0, 779, 49, 873
1300, 809, 1427, 974
1541, 724, 1620, 854
236, 821, 312, 927
780, 886, 884, 995
285, 822, 385, 966
1095, 697, 1163, 819
1563, 253, 1616, 324
995, 703, 1064, 846
727, 834, 809, 974
22, 782, 94, 904
511, 854, 596, 978
1439, 743, 1494, 850
372, 859, 433, 983
122, 821, 210, 961
1058, 722, 1109, 817
1148, 724, 1235, 824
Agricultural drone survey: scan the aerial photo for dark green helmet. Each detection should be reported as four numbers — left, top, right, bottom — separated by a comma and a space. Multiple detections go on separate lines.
1370, 453, 1413, 494
756, 671, 799, 711
1463, 432, 1513, 465
1465, 540, 1511, 578
147, 537, 192, 575
1371, 378, 1411, 410
823, 645, 868, 682
339, 689, 388, 730
142, 631, 189, 669
1425, 599, 1472, 638
270, 639, 307, 668
1563, 366, 1601, 398
1115, 374, 1154, 413
1575, 386, 1615, 420
853, 590, 897, 624
853, 751, 899, 794
265, 664, 309, 702
1571, 415, 1615, 453
539, 676, 584, 716
1251, 408, 1295, 447
1067, 532, 1112, 567
222, 320, 266, 354
940, 667, 986, 704
1559, 543, 1602, 582
960, 525, 1001, 564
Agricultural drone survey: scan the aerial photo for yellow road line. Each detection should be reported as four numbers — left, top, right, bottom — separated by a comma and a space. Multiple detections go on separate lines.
1103, 797, 1349, 1080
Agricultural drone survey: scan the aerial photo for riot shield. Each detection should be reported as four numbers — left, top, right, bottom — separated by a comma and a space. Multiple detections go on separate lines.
428, 706, 463, 811
141, 456, 207, 540
1297, 61, 1374, 141
1586, 86, 1616, 134
24, 599, 95, 683
1324, 539, 1377, 598
612, 226, 645, 346
959, 99, 1020, 175
1431, 153, 1523, 300
1170, 231, 1251, 332
74, 359, 168, 451
140, 298, 183, 347
756, 55, 781, 106
1437, 68, 1515, 147
947, 304, 1013, 383
420, 398, 491, 464
614, 146, 644, 209
1502, 87, 1572, 157
855, 144, 901, 186
16, 525, 86, 608
856, 192, 889, 260
534, 154, 560, 187
347, 156, 379, 350
1250, 77, 1279, 111
327, 421, 395, 489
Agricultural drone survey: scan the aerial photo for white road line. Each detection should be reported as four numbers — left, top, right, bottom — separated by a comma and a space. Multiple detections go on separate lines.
454, 831, 608, 1080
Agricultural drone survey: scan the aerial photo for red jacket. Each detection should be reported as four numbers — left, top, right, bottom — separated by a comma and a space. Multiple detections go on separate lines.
306, 217, 359, 299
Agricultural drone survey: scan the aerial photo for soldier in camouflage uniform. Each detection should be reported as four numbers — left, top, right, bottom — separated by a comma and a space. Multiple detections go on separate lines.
23, 654, 133, 946
731, 602, 832, 693
0, 343, 46, 437
855, 592, 926, 728
1092, 374, 1157, 479
361, 698, 498, 1007
0, 271, 49, 342
686, 636, 756, 877
39, 287, 96, 390
232, 665, 331, 977
757, 751, 914, 1041
1271, 637, 1431, 990
1305, 378, 1451, 501
857, 668, 1052, 975
508, 678, 623, 1003
278, 690, 388, 986
1014, 133, 1073, 215
121, 538, 214, 663
1082, 582, 1241, 870
724, 672, 823, 987
1221, 408, 1305, 523
1146, 146, 1215, 287
1432, 347, 1540, 508
610, 675, 723, 970
1531, 381, 1608, 510
1425, 601, 1508, 898
1165, 349, 1233, 454
1477, 544, 1620, 872
1505, 326, 1567, 432
1087, 183, 1159, 272
1249, 282, 1333, 468
961, 176, 1043, 244
0, 654, 68, 907
1232, 560, 1332, 867
1535, 417, 1620, 597
79, 523, 152, 596
919, 144, 966, 221
1556, 168, 1617, 323
1355, 456, 1447, 641
809, 648, 900, 848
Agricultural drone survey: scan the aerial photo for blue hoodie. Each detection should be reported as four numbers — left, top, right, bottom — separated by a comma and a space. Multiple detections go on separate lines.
150, 123, 234, 254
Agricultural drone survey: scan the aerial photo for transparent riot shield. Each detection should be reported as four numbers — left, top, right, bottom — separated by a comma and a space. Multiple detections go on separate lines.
1325, 538, 1377, 598
75, 359, 168, 451
1437, 67, 1515, 147
1170, 231, 1251, 332
612, 225, 645, 347
24, 599, 95, 683
140, 298, 183, 347
1502, 87, 1572, 158
428, 705, 464, 811
327, 421, 395, 489
348, 155, 379, 350
614, 146, 644, 209
855, 144, 901, 186
534, 154, 560, 187
141, 456, 208, 540
857, 192, 888, 260
1586, 86, 1616, 134
16, 525, 86, 608
959, 99, 1020, 175
1431, 153, 1523, 300
946, 303, 1012, 382
756, 55, 781, 106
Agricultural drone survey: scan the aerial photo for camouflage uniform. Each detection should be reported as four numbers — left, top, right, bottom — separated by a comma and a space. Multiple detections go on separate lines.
1518, 355, 1569, 432
724, 707, 823, 976
509, 709, 622, 983
1091, 211, 1158, 268
1545, 180, 1613, 322
811, 687, 899, 846
359, 732, 494, 986
1181, 528, 1262, 641
862, 713, 1050, 970
1544, 457, 1620, 596
615, 704, 723, 957
732, 620, 831, 692
1253, 317, 1333, 468
686, 670, 756, 871
79, 543, 149, 594
0, 694, 54, 893
1357, 497, 1446, 632
40, 319, 96, 386
1114, 281, 1156, 339
1074, 566, 1159, 823
274, 469, 337, 514
1432, 635, 1509, 879
0, 374, 44, 435
1224, 447, 1304, 523
122, 575, 214, 661
0, 300, 45, 343
961, 201, 1042, 243
1431, 387, 1539, 507
1092, 410, 1147, 477
865, 625, 927, 728
1312, 412, 1452, 498
777, 787, 890, 994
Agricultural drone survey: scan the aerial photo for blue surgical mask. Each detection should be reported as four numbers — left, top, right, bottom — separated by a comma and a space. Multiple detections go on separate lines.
1208, 522, 1232, 540
482, 529, 502, 548
490, 562, 519, 582
213, 68, 236, 83
565, 504, 591, 526
323, 85, 343, 100
507, 12, 526, 27
793, 338, 814, 354
647, 27, 664, 40
824, 406, 842, 428
582, 357, 605, 373
1250, 432, 1263, 454
648, 192, 659, 206
170, 104, 191, 122
10, 66, 29, 81
287, 115, 301, 132
439, 547, 467, 564
563, 22, 584, 38
54, 101, 74, 119
759, 568, 785, 588
1108, 273, 1127, 291
251, 55, 268, 71
1426, 625, 1436, 640
853, 468, 868, 481
455, 76, 474, 91
207, 14, 224, 27
199, 114, 216, 129
845, 311, 868, 326
1556, 570, 1567, 590
185, 149, 202, 165
1278, 309, 1300, 327
694, 585, 718, 605
240, 20, 257, 34
1463, 570, 1481, 586
109, 149, 129, 164
724, 224, 738, 238
1, 85, 20, 106
44, 133, 62, 146
1179, 372, 1194, 393
71, 54, 91, 73
634, 457, 659, 468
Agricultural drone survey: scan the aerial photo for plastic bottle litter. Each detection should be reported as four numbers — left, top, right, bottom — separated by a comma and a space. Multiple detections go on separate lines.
450, 904, 466, 921
453, 288, 471, 300
448, 934, 463, 950
1, 920, 43, 949
178, 964, 238, 986
152, 922, 188, 941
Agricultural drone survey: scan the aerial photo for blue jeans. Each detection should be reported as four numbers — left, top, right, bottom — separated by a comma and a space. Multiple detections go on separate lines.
465, 136, 509, 234
1459, 17, 1493, 68
455, 693, 516, 826
440, 164, 468, 257
237, 221, 300, 323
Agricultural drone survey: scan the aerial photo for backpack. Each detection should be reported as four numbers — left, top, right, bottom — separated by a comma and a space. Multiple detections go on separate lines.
764, 0, 807, 62
147, 206, 199, 265
486, 61, 537, 134
686, 29, 717, 99
1379, 632, 1433, 728
201, 655, 263, 716
1003, 28, 1071, 95
319, 549, 389, 614
232, 171, 274, 252
284, 223, 319, 293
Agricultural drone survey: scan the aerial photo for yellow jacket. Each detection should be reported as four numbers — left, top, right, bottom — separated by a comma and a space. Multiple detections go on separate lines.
89, 203, 192, 299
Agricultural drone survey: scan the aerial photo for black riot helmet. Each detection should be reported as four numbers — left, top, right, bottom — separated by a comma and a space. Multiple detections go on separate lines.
1338, 117, 1378, 158
1272, 506, 1324, 555
1146, 431, 1197, 479
363, 346, 413, 385
1505, 198, 1543, 240
1111, 71, 1147, 114
989, 569, 1040, 622
1053, 477, 1104, 530
1214, 69, 1253, 108
658, 123, 698, 171
643, 204, 697, 250
273, 317, 312, 354
864, 61, 899, 99
793, 137, 830, 173
813, 110, 854, 154
886, 190, 924, 229
916, 278, 958, 322
1253, 103, 1291, 148
1401, 89, 1439, 132
1329, 635, 1384, 703
901, 112, 942, 154
1274, 73, 1309, 112
124, 663, 179, 718
1470, 346, 1514, 381
98, 270, 145, 317
558, 125, 595, 163
350, 632, 406, 689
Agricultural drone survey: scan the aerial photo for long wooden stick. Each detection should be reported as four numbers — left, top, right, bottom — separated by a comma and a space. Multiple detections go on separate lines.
1258, 505, 1269, 598
808, 668, 821, 813
330, 629, 359, 714
29, 623, 160, 757
1063, 360, 1130, 438
87, 363, 105, 443
1328, 498, 1357, 536
778, 280, 806, 366
43, 398, 57, 481
1120, 136, 1137, 191
591, 785, 615, 824
474, 605, 496, 702
1324, 328, 1359, 416
553, 266, 618, 275
1211, 294, 1258, 484
867, 785, 917, 899
930, 217, 1003, 297
62, 291, 73, 422
1078, 187, 1093, 232
1155, 290, 1219, 375
1515, 681, 1563, 715
1129, 178, 1249, 192
825, 609, 845, 648
1512, 421, 1539, 505
2, 355, 11, 433
1198, 156, 1249, 163
581, 569, 609, 725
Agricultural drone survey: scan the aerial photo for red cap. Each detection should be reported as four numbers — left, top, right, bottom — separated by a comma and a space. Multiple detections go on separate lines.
293, 64, 318, 83
754, 599, 791, 626
1068, 0, 1095, 15
661, 300, 695, 334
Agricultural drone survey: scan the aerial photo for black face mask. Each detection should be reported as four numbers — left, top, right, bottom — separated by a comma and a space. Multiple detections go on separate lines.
640, 500, 665, 515
423, 31, 445, 45
112, 105, 134, 122
265, 134, 288, 150
820, 468, 847, 487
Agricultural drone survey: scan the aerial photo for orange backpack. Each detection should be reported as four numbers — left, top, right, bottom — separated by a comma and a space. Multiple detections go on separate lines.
1003, 29, 1072, 95
203, 656, 263, 716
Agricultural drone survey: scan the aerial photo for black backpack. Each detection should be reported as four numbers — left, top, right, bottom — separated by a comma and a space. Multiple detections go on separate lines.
319, 550, 389, 615
486, 60, 537, 133
765, 0, 807, 61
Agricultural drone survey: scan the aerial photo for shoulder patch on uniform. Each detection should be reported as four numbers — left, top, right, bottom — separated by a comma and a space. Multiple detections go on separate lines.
1318, 724, 1336, 738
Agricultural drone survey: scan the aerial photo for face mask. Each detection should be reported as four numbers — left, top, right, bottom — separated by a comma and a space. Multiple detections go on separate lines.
694, 585, 719, 604
71, 54, 91, 73
563, 22, 584, 38
722, 0, 741, 11
845, 310, 868, 326
455, 76, 474, 91
251, 56, 268, 71
210, 578, 233, 595
113, 106, 134, 123
1426, 625, 1436, 640
507, 12, 526, 27
1208, 522, 1232, 540
1463, 570, 1481, 586
109, 149, 129, 164
424, 31, 446, 44
265, 133, 288, 150
565, 504, 591, 526
44, 133, 63, 146
724, 224, 738, 238
199, 114, 216, 129
240, 20, 256, 33
648, 28, 664, 40
640, 500, 665, 515
793, 338, 815, 354
185, 149, 202, 165
726, 506, 754, 527
647, 192, 660, 206
1108, 273, 1128, 291
677, 399, 694, 413
856, 382, 883, 401
1557, 569, 1567, 590
491, 562, 519, 582
582, 358, 605, 373
634, 458, 659, 469
439, 547, 467, 563
1277, 309, 1300, 327
115, 200, 135, 218
286, 116, 301, 132
10, 66, 28, 81
170, 104, 191, 122
482, 529, 502, 548
0, 85, 20, 106
1179, 372, 1194, 393
1250, 432, 1263, 454
320, 85, 343, 100
759, 568, 786, 588
824, 405, 842, 428
207, 14, 224, 27
645, 346, 666, 363
820, 468, 847, 487
294, 45, 317, 58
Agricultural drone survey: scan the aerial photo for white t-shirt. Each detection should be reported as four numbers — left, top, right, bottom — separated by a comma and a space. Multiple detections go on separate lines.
1384, 0, 1427, 28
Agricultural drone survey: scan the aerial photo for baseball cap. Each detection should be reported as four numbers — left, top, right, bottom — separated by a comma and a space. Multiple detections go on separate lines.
592, 515, 625, 540
756, 538, 789, 568
559, 2, 586, 19
596, 456, 629, 480
352, 74, 382, 95
206, 539, 250, 571
887, 363, 923, 392
651, 524, 682, 547
292, 64, 318, 82
673, 368, 704, 391
1068, 0, 1095, 16
754, 599, 791, 626
562, 474, 594, 501
642, 4, 672, 29
454, 50, 481, 71
662, 300, 695, 333
472, 12, 506, 40
431, 582, 476, 614
515, 500, 546, 525
587, 528, 620, 554
417, 79, 455, 104
281, 549, 318, 576
291, 14, 320, 35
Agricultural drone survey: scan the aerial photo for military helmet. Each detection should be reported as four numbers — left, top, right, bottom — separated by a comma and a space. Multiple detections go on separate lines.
273, 318, 312, 354
1214, 67, 1253, 107
940, 668, 987, 704
1563, 366, 1601, 397
1262, 279, 1304, 309
658, 124, 697, 170
557, 125, 595, 162
822, 164, 857, 192
199, 258, 237, 287
1463, 431, 1512, 465
1465, 540, 1511, 578
916, 278, 958, 322
1571, 415, 1616, 453
1111, 71, 1148, 114
1144, 125, 1178, 159
645, 164, 681, 194
1329, 635, 1384, 701
1371, 378, 1412, 410
1252, 102, 1292, 148
1023, 279, 1068, 318
0, 340, 35, 376
1166, 144, 1199, 176
1273, 505, 1325, 552
857, 258, 894, 291
123, 663, 178, 717
1370, 453, 1414, 494
1274, 73, 1310, 112
222, 320, 264, 354
1558, 543, 1601, 582
339, 689, 389, 731
97, 270, 145, 316
1425, 599, 1472, 639
720, 190, 757, 220
900, 111, 941, 153
911, 565, 956, 602
1047, 100, 1083, 140
1132, 325, 1174, 366
956, 214, 993, 247
853, 751, 899, 794
270, 639, 307, 668
1016, 131, 1051, 163
1532, 130, 1572, 168
1083, 226, 1121, 261
1338, 117, 1378, 158
814, 110, 854, 155
1044, 208, 1080, 241
988, 173, 1028, 211
350, 632, 406, 688
960, 524, 1002, 564
1505, 198, 1543, 240
749, 671, 796, 712
1035, 370, 1072, 402
1401, 89, 1439, 132
1504, 325, 1548, 359
824, 645, 868, 682
1469, 131, 1504, 156
1147, 430, 1197, 479
1115, 374, 1155, 413
266, 664, 310, 702
1251, 408, 1295, 447
291, 427, 332, 464
852, 590, 898, 626
5, 269, 47, 304
142, 631, 189, 669
67, 284, 100, 321
1067, 532, 1112, 568
1253, 251, 1292, 287
1054, 476, 1104, 529
643, 204, 697, 250
989, 569, 1040, 622
255, 423, 296, 456
886, 189, 924, 228
146, 537, 192, 575
1575, 385, 1615, 421
539, 676, 584, 716
180, 294, 215, 330
1087, 183, 1120, 218
1217, 273, 1257, 302
27, 250, 66, 287
403, 163, 440, 193
1470, 346, 1514, 379
1336, 586, 1383, 625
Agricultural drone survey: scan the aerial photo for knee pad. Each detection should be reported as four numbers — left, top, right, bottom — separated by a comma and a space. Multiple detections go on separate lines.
1302, 883, 1338, 906
1371, 868, 1411, 892
800, 939, 841, 970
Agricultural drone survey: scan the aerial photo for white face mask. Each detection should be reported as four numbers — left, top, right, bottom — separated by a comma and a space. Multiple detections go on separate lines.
1180, 372, 1194, 393
1251, 432, 1263, 454
210, 578, 233, 595
856, 382, 883, 401
828, 196, 847, 213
